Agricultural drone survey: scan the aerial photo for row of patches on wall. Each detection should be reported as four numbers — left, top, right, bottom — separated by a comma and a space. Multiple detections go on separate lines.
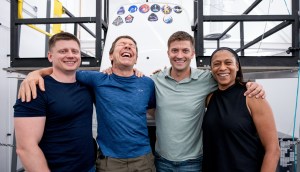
113, 4, 183, 26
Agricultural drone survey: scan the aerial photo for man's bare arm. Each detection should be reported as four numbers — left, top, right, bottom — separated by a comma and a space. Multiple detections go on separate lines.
14, 117, 50, 172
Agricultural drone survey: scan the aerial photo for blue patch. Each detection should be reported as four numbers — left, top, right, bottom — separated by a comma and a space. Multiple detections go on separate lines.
128, 5, 138, 13
163, 15, 173, 24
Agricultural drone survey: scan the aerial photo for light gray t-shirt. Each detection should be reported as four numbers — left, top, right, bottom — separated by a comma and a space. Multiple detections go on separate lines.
151, 67, 217, 161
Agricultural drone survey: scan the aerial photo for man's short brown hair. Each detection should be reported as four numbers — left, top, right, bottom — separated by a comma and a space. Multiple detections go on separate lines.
167, 31, 195, 49
48, 32, 80, 51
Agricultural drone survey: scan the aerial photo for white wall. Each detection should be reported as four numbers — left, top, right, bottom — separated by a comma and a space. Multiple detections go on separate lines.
259, 78, 300, 138
0, 1, 11, 171
0, 1, 22, 171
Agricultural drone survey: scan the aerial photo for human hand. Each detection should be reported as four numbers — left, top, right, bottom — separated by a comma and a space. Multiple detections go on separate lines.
152, 66, 166, 75
133, 68, 144, 77
18, 71, 45, 102
152, 69, 161, 75
244, 82, 265, 99
101, 67, 113, 75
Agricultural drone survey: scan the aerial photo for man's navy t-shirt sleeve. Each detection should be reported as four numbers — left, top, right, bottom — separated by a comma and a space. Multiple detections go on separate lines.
14, 88, 46, 117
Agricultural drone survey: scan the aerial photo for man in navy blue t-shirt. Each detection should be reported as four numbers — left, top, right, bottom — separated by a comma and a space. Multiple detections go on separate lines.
14, 32, 96, 172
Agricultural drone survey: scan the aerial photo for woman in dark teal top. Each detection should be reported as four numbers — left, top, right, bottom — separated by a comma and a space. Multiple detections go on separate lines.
202, 47, 280, 172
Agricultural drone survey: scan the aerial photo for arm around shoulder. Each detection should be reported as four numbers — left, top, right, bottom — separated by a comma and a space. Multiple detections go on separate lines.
76, 70, 104, 86
36, 67, 53, 77
18, 67, 53, 102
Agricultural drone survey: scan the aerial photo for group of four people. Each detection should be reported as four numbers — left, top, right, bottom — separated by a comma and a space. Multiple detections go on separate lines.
14, 31, 280, 172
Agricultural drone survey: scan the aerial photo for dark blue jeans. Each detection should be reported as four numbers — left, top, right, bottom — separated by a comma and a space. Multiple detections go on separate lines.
154, 152, 202, 172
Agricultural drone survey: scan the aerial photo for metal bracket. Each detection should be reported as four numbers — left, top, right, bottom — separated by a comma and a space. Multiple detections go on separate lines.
286, 47, 300, 54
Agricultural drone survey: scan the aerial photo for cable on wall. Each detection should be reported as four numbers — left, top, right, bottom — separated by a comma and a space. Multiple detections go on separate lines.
292, 62, 300, 171
283, 0, 291, 15
0, 23, 10, 30
256, 0, 273, 54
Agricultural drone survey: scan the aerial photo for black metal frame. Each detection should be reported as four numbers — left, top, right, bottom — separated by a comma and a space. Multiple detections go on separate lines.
10, 0, 108, 68
10, 0, 300, 70
193, 0, 300, 69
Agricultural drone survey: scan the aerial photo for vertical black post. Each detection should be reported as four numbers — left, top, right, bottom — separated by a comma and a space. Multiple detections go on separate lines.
107, 0, 109, 23
217, 40, 220, 49
292, 0, 300, 170
196, 0, 204, 60
103, 0, 108, 41
45, 0, 51, 57
74, 24, 78, 37
104, 0, 107, 24
96, 0, 102, 67
10, 129, 17, 172
240, 22, 245, 56
193, 0, 197, 53
295, 0, 300, 170
10, 0, 19, 67
292, 0, 299, 60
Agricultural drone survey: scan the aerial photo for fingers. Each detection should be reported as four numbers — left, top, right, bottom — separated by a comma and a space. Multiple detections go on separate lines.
133, 68, 144, 77
252, 84, 265, 99
18, 82, 26, 102
244, 82, 265, 99
102, 67, 113, 75
29, 76, 44, 101
18, 78, 42, 102
248, 88, 263, 99
38, 77, 45, 91
136, 71, 144, 77
18, 79, 32, 102
29, 80, 37, 99
244, 82, 256, 97
256, 89, 265, 99
244, 89, 253, 97
248, 87, 260, 98
18, 71, 46, 102
152, 69, 161, 74
25, 80, 33, 102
